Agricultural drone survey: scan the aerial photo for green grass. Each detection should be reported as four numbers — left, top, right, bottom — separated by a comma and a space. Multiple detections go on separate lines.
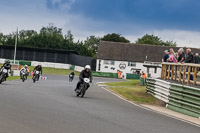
104, 80, 159, 105
28, 66, 79, 75
7, 76, 20, 81
0, 64, 80, 81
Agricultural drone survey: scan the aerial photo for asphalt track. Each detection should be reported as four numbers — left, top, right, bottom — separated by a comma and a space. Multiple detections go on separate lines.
0, 75, 199, 133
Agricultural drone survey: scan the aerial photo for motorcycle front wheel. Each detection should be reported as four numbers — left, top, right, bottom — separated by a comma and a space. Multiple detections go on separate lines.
81, 86, 86, 98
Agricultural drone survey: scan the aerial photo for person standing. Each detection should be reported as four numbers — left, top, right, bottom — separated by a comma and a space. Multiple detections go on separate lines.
194, 53, 200, 64
185, 49, 194, 80
185, 49, 194, 63
167, 48, 177, 63
178, 48, 185, 63
163, 50, 169, 62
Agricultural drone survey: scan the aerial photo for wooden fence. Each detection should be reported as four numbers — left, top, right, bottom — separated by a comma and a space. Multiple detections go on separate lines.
161, 62, 200, 85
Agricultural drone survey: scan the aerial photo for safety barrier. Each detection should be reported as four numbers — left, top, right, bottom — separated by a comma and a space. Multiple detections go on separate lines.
126, 73, 140, 79
146, 78, 200, 118
146, 78, 170, 103
92, 71, 118, 78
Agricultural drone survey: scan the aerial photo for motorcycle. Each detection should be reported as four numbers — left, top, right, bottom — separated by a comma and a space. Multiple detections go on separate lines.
21, 71, 28, 82
0, 68, 8, 84
76, 78, 90, 98
32, 71, 40, 83
69, 74, 74, 82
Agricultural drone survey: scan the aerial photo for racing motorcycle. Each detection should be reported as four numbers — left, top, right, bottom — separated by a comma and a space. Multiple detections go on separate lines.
32, 71, 40, 83
76, 78, 90, 98
0, 68, 9, 84
21, 70, 28, 82
69, 74, 74, 82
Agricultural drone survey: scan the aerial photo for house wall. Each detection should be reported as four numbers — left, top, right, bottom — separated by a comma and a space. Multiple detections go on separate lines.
96, 59, 161, 79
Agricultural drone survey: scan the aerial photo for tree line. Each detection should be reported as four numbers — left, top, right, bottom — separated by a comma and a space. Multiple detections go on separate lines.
0, 24, 177, 58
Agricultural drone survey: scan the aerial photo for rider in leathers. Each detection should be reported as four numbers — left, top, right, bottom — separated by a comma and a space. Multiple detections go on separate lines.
75, 65, 92, 91
0, 60, 12, 79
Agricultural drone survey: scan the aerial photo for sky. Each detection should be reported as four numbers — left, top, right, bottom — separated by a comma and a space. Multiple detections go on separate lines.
0, 0, 200, 48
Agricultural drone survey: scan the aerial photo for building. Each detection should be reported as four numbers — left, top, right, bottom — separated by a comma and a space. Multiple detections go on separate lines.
96, 41, 200, 79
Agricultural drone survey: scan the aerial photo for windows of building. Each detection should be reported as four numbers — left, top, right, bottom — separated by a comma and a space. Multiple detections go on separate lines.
104, 60, 115, 65
128, 62, 136, 67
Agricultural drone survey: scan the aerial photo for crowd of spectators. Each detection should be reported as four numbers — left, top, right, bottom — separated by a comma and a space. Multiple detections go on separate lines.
163, 48, 200, 64
163, 48, 200, 80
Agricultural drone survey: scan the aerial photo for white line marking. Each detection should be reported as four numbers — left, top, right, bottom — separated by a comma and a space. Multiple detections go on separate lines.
95, 82, 200, 128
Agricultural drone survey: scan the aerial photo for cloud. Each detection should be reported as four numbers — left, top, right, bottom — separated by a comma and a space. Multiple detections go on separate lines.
0, 0, 200, 49
125, 29, 200, 48
46, 0, 75, 11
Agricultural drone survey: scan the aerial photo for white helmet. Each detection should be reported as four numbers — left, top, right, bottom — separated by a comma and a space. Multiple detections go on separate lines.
25, 65, 28, 68
85, 65, 91, 69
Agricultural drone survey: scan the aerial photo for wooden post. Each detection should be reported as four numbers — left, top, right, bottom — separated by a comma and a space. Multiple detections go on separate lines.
171, 65, 174, 80
164, 65, 167, 80
187, 66, 191, 85
194, 67, 197, 85
182, 66, 186, 84
178, 65, 182, 83
162, 64, 166, 79
168, 65, 171, 79
175, 65, 178, 81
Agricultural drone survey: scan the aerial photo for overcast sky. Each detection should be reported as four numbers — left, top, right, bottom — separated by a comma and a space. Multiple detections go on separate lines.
0, 0, 200, 48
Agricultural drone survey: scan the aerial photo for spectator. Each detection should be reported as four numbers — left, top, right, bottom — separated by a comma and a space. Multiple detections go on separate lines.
163, 50, 169, 62
178, 48, 185, 63
167, 48, 177, 63
194, 53, 200, 64
185, 48, 194, 80
185, 49, 194, 63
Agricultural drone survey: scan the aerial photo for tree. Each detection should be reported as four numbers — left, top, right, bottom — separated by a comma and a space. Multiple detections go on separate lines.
101, 33, 130, 43
0, 24, 97, 57
84, 36, 100, 58
136, 34, 162, 45
136, 34, 177, 47
163, 41, 177, 47
0, 33, 5, 45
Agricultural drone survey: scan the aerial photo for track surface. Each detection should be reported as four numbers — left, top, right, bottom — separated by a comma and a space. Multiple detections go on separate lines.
0, 75, 199, 133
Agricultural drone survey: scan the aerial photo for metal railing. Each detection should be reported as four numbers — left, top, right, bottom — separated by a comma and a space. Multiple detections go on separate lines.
161, 62, 200, 85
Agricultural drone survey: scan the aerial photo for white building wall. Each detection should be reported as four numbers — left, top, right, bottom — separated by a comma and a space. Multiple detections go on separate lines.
96, 59, 161, 79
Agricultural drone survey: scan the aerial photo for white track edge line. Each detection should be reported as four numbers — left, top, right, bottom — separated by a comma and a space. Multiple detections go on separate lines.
95, 83, 200, 128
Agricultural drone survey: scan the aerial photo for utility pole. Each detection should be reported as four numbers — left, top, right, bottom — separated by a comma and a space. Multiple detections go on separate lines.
14, 28, 18, 64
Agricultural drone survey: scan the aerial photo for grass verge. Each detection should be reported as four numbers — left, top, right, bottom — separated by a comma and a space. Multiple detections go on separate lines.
28, 66, 79, 75
7, 76, 20, 81
0, 64, 80, 81
104, 80, 162, 105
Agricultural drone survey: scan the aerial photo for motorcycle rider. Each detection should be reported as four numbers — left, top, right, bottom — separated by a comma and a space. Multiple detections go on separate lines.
20, 65, 29, 79
75, 65, 92, 91
69, 71, 75, 82
33, 65, 42, 80
0, 60, 12, 80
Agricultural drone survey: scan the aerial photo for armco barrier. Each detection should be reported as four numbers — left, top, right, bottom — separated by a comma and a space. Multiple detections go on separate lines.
146, 78, 200, 118
126, 73, 140, 79
167, 83, 200, 118
146, 78, 170, 103
92, 71, 118, 78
